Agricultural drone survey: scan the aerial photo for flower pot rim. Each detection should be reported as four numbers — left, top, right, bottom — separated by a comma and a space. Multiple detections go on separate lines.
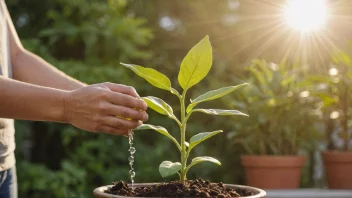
241, 155, 305, 158
93, 183, 267, 198
322, 150, 352, 163
241, 155, 306, 168
322, 150, 352, 154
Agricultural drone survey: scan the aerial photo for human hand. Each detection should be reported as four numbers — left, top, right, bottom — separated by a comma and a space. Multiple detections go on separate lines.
63, 82, 148, 135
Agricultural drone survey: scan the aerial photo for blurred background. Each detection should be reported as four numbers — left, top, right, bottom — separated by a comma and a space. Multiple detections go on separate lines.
6, 0, 352, 197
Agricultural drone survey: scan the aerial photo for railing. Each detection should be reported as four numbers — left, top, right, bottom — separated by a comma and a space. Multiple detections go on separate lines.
265, 189, 352, 198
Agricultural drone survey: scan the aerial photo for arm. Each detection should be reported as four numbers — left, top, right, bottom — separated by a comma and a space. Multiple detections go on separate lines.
0, 76, 148, 135
3, 1, 85, 90
0, 76, 67, 122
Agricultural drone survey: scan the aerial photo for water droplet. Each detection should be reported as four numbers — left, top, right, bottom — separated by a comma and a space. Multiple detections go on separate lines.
128, 156, 134, 162
129, 161, 134, 167
129, 147, 136, 154
129, 170, 136, 177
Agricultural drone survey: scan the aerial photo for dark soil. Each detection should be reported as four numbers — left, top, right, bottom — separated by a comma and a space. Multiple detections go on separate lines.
104, 178, 255, 197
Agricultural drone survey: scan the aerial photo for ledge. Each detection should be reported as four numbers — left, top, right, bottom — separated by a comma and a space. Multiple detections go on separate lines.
265, 189, 352, 198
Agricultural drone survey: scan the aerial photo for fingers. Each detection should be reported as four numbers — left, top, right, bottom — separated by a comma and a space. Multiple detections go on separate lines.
104, 83, 140, 98
102, 116, 142, 130
106, 92, 148, 111
104, 104, 148, 122
97, 125, 129, 136
101, 82, 148, 111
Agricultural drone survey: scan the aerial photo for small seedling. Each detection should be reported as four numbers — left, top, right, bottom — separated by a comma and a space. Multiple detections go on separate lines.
121, 35, 248, 184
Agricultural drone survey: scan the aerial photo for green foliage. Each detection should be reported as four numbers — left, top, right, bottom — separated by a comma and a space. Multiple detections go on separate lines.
123, 36, 248, 183
308, 50, 352, 151
227, 59, 323, 155
159, 161, 182, 178
18, 161, 86, 198
120, 64, 172, 91
178, 36, 213, 90
142, 96, 178, 122
37, 0, 153, 63
187, 84, 249, 113
135, 124, 181, 150
191, 109, 248, 116
185, 156, 221, 173
188, 131, 223, 152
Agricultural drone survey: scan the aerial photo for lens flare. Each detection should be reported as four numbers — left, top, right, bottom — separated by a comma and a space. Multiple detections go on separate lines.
284, 0, 329, 33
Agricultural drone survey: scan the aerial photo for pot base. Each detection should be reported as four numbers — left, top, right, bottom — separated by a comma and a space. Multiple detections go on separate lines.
323, 151, 352, 189
241, 155, 306, 189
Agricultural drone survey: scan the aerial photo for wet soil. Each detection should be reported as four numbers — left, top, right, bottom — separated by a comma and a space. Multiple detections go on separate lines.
105, 178, 255, 197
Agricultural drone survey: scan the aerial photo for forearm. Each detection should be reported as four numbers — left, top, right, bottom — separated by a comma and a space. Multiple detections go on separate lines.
12, 49, 86, 90
0, 76, 68, 122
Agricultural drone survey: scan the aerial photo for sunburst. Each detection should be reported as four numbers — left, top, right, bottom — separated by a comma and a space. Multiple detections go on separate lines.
283, 0, 329, 33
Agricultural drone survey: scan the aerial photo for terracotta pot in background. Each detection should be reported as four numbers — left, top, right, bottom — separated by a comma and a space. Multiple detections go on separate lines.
241, 155, 306, 189
322, 151, 352, 189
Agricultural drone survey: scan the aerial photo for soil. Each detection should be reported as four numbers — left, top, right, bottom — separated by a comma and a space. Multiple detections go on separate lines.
104, 178, 255, 197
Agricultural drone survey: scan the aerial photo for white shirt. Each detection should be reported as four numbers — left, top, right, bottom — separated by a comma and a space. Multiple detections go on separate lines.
0, 0, 10, 77
0, 1, 16, 171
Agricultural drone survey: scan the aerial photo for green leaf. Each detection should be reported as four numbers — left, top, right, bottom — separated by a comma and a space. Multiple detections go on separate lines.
121, 63, 172, 91
159, 161, 182, 178
189, 130, 223, 151
178, 35, 212, 90
192, 109, 249, 117
185, 157, 221, 174
135, 124, 181, 150
142, 96, 174, 118
186, 84, 248, 112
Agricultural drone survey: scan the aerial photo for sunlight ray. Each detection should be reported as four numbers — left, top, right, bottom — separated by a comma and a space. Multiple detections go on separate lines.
214, 19, 281, 42
310, 33, 327, 67
226, 20, 286, 60
248, 22, 289, 60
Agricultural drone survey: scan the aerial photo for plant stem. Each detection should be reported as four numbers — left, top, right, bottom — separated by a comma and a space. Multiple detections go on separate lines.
180, 91, 187, 184
183, 112, 193, 165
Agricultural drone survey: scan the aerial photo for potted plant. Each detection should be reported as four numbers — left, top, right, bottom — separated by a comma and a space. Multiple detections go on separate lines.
226, 59, 321, 189
312, 50, 352, 189
93, 36, 266, 197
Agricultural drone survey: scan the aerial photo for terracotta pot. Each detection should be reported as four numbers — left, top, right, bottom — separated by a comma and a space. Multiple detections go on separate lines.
93, 183, 266, 198
322, 151, 352, 189
241, 155, 306, 189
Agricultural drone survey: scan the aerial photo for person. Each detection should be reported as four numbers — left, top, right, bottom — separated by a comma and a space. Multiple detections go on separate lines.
0, 1, 149, 197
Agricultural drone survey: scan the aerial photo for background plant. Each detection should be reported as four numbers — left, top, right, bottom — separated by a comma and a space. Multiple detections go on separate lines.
225, 59, 322, 155
122, 36, 248, 184
307, 50, 352, 151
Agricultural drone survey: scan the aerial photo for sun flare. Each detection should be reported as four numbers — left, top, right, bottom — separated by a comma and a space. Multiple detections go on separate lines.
283, 0, 329, 33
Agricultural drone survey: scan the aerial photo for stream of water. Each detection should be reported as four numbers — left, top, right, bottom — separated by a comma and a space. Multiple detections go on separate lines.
128, 130, 136, 188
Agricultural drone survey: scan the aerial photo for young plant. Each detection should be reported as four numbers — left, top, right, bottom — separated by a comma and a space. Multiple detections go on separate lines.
120, 36, 248, 184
